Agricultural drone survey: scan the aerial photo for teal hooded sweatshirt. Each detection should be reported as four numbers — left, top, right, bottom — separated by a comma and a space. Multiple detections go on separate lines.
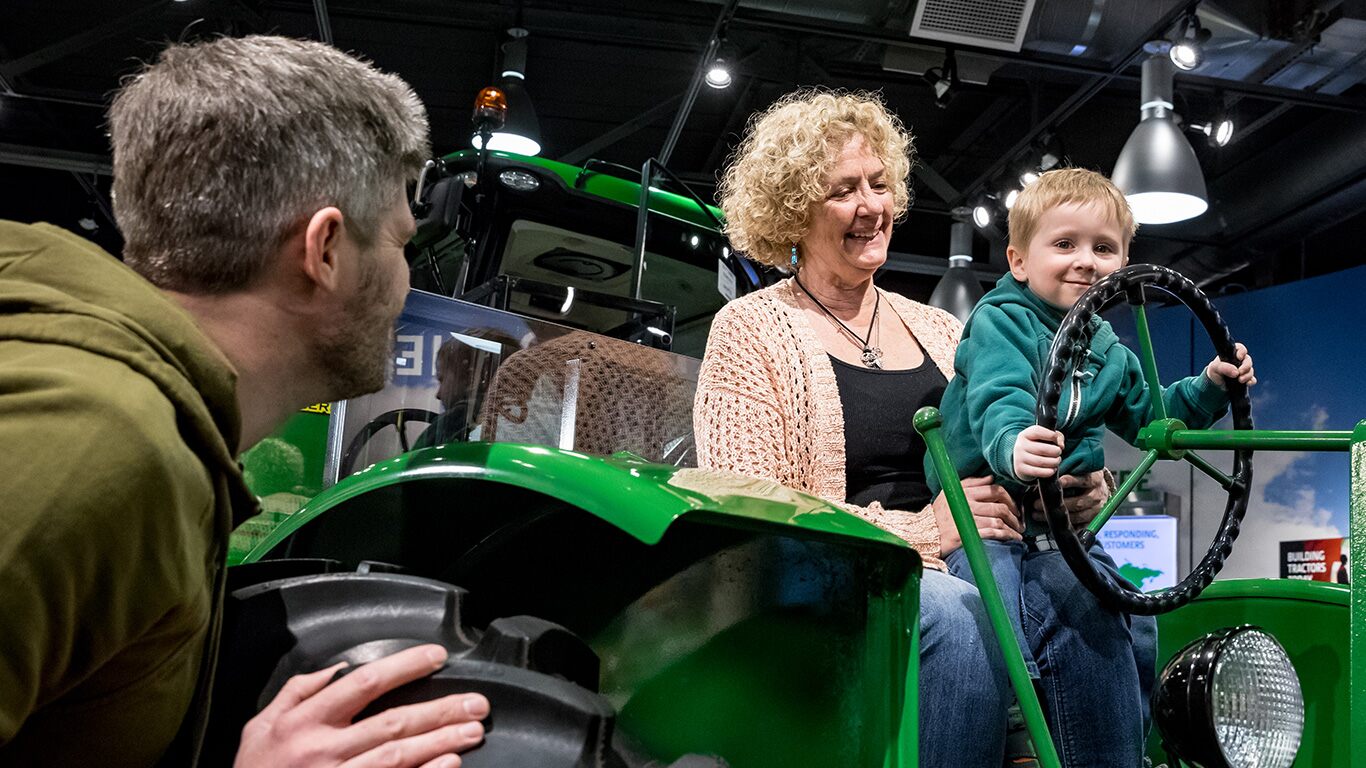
926, 274, 1228, 499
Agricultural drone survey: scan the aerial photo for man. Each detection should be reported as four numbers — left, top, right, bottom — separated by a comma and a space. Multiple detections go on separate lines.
0, 36, 488, 766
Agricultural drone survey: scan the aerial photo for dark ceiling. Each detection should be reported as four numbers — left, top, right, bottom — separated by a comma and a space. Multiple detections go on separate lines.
3, 0, 1365, 297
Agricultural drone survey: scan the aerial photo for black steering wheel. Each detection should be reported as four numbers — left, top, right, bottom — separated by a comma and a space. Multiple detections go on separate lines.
1036, 263, 1253, 615
338, 407, 440, 478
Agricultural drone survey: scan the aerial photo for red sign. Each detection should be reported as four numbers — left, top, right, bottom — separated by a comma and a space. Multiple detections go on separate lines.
1280, 538, 1349, 583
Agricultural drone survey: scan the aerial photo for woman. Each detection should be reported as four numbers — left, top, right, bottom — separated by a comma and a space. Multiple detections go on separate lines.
694, 89, 1136, 767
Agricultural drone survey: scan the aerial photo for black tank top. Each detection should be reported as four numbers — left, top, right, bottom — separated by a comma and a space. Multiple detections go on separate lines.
830, 354, 948, 511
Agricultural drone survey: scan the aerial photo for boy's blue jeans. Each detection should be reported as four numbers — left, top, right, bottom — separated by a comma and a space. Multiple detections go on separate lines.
946, 539, 1158, 768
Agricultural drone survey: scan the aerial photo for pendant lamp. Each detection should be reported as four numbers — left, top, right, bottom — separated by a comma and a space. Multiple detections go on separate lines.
929, 219, 984, 323
1111, 56, 1208, 225
471, 29, 542, 157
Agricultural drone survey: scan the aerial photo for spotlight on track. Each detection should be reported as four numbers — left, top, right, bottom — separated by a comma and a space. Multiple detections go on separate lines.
972, 200, 993, 229
922, 48, 958, 109
705, 58, 732, 89
1037, 132, 1064, 171
1168, 10, 1211, 71
1190, 117, 1234, 147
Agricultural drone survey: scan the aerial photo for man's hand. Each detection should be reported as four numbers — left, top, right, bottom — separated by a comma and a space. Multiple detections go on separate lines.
1013, 424, 1063, 480
1031, 469, 1111, 527
935, 476, 1024, 556
234, 644, 489, 768
1204, 342, 1256, 390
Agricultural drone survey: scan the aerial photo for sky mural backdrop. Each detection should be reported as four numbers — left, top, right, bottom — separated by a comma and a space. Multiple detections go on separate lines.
1103, 264, 1366, 580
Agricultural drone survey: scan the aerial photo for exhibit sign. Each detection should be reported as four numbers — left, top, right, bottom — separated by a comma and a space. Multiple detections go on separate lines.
1280, 537, 1350, 583
1097, 515, 1179, 590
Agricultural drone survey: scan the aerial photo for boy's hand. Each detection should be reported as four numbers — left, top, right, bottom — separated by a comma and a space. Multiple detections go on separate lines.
1013, 424, 1063, 480
1204, 342, 1256, 389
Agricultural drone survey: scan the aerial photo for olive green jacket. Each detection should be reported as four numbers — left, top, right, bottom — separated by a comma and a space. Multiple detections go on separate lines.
0, 221, 255, 766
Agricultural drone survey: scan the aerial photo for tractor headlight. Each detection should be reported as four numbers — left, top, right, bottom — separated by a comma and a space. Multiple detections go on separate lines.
498, 169, 540, 192
1153, 625, 1303, 768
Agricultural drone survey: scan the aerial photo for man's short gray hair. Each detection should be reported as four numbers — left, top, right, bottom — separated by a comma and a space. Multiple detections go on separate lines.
109, 35, 431, 293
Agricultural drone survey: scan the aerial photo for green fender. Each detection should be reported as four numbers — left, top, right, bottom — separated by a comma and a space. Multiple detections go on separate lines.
234, 440, 918, 568
231, 441, 926, 768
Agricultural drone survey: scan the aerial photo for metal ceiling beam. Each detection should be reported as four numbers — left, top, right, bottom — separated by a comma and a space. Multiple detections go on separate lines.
730, 7, 1366, 114
0, 1, 169, 80
914, 160, 960, 204
313, 0, 334, 44
559, 94, 684, 166
702, 75, 759, 173
1227, 46, 1366, 147
70, 171, 116, 229
659, 0, 741, 166
0, 143, 112, 175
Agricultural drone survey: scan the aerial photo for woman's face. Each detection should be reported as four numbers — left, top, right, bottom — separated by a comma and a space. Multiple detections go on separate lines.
800, 133, 894, 279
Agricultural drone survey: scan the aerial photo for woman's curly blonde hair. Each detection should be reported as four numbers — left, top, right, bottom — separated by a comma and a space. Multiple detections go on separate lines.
718, 88, 915, 269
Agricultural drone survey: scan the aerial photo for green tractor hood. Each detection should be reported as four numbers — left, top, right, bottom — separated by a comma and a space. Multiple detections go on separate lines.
235, 440, 916, 566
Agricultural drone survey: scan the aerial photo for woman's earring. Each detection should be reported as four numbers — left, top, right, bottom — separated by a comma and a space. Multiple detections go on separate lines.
790, 244, 798, 269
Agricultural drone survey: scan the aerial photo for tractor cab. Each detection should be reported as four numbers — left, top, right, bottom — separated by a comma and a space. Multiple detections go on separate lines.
407, 149, 774, 358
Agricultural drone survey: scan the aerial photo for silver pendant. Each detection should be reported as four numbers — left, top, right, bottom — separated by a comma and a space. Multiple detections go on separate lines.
862, 346, 883, 369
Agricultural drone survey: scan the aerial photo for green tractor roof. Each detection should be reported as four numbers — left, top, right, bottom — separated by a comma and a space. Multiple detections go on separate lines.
442, 149, 726, 232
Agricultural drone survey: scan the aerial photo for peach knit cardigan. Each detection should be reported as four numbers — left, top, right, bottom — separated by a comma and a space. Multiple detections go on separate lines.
694, 278, 964, 571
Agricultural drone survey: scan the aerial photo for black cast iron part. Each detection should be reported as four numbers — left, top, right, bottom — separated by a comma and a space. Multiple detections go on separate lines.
1035, 263, 1253, 615
206, 565, 723, 768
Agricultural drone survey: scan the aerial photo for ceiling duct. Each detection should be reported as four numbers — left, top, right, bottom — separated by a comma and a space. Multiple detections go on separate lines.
910, 0, 1039, 52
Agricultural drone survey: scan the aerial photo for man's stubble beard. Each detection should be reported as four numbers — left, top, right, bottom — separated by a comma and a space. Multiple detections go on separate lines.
312, 254, 404, 403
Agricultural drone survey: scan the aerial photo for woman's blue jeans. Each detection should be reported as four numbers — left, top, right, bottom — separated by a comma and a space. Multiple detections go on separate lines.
939, 543, 1158, 767
919, 568, 1011, 767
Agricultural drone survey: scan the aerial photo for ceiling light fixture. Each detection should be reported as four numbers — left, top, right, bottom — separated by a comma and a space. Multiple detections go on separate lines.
928, 217, 985, 323
1168, 11, 1211, 71
1037, 132, 1064, 171
972, 201, 993, 229
1003, 188, 1020, 209
922, 48, 958, 109
1190, 117, 1234, 147
470, 28, 542, 156
1111, 54, 1209, 224
704, 58, 732, 89
1019, 170, 1040, 186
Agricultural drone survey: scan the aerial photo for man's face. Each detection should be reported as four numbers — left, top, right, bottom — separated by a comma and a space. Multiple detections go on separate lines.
1007, 201, 1126, 310
314, 186, 415, 401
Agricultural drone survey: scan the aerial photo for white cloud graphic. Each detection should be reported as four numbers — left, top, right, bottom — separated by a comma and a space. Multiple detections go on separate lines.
1205, 438, 1341, 580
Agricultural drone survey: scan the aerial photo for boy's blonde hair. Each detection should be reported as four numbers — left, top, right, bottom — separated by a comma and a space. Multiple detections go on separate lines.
1008, 168, 1137, 250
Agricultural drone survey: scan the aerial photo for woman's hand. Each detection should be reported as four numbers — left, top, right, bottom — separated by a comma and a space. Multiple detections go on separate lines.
1030, 469, 1111, 528
934, 476, 1023, 556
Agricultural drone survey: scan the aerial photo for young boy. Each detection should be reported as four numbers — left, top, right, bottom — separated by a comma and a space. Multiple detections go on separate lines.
926, 168, 1255, 749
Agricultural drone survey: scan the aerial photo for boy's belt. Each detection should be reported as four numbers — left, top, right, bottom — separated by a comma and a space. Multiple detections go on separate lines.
1024, 532, 1061, 552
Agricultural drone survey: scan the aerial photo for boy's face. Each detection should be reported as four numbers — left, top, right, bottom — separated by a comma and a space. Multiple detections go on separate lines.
1007, 201, 1127, 310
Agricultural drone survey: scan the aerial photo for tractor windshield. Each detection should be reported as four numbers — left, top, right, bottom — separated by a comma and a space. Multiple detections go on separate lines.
329, 288, 702, 483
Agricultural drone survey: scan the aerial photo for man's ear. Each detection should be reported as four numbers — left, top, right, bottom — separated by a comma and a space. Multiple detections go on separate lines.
301, 207, 347, 291
1006, 244, 1028, 282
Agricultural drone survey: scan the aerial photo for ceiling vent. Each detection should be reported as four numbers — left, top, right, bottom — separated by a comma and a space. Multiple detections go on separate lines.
910, 0, 1038, 52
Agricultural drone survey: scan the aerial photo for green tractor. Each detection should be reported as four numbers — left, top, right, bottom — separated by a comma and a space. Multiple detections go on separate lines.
220, 149, 1361, 767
